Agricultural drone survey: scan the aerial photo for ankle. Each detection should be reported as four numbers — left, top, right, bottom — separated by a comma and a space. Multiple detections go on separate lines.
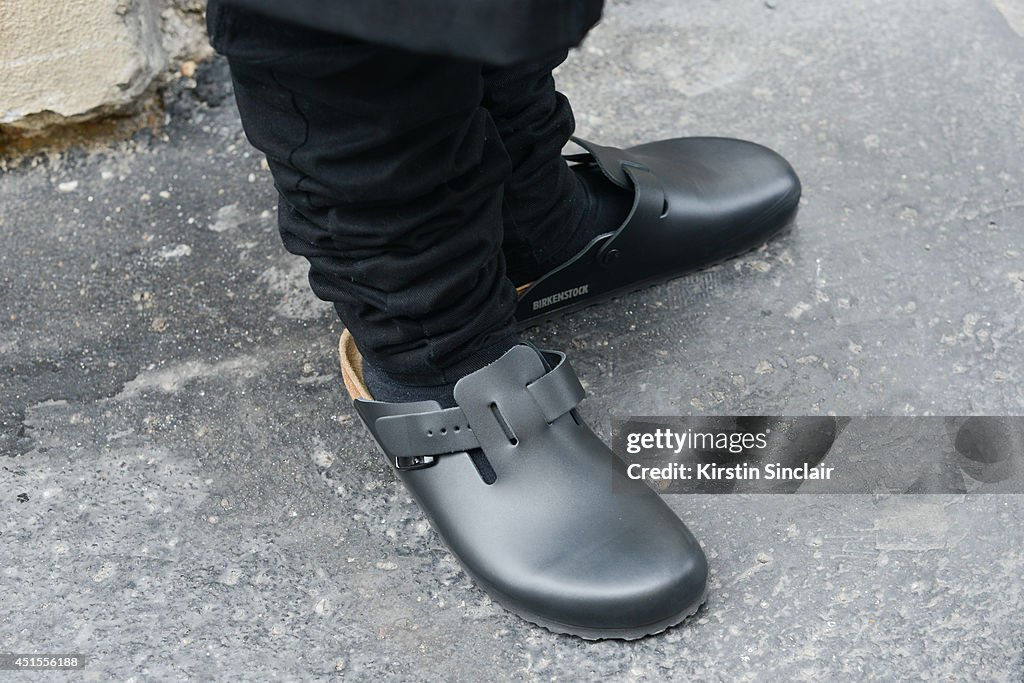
505, 164, 632, 285
361, 333, 519, 407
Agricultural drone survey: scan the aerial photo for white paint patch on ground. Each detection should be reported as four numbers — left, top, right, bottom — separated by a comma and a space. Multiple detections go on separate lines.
158, 244, 192, 259
209, 203, 246, 232
786, 301, 813, 320
1008, 271, 1024, 296
257, 257, 332, 320
994, 0, 1024, 37
113, 356, 266, 400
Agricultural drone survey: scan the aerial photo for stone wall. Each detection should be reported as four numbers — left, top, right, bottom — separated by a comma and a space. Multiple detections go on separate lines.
0, 0, 210, 149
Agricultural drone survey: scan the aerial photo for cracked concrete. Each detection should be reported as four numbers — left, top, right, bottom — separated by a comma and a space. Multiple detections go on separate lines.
2, 0, 1023, 679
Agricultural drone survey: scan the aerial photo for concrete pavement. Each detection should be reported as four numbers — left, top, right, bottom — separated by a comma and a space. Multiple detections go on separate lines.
2, 0, 1023, 679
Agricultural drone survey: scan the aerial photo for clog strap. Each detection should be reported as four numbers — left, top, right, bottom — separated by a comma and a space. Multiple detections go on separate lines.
369, 350, 585, 468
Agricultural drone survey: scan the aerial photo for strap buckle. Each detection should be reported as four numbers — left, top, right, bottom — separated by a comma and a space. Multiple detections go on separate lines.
394, 455, 437, 471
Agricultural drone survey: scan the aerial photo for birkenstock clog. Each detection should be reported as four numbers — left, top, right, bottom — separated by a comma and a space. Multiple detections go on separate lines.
339, 329, 708, 639
516, 136, 801, 323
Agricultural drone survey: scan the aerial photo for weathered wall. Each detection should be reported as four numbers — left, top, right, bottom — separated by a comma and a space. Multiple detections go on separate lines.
0, 0, 209, 142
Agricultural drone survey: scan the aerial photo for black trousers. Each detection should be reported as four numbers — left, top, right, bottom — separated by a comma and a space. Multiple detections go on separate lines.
208, 3, 591, 384
207, 0, 604, 66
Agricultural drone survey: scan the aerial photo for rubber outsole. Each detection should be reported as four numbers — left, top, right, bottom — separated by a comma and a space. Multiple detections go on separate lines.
497, 587, 708, 641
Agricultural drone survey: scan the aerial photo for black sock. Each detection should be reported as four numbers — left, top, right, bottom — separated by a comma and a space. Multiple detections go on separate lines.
361, 335, 519, 407
506, 164, 633, 285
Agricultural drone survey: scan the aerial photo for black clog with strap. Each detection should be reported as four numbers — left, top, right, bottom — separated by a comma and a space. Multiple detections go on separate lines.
339, 330, 708, 640
516, 136, 802, 324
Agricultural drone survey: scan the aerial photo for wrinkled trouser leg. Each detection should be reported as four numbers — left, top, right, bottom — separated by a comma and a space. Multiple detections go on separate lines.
208, 3, 518, 384
481, 51, 589, 283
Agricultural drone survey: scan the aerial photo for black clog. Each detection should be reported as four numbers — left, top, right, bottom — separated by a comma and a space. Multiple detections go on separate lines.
339, 330, 708, 640
516, 136, 801, 323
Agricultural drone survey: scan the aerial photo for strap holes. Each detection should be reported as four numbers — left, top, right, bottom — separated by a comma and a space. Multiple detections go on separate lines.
453, 425, 460, 432
489, 402, 519, 446
440, 428, 446, 435
426, 430, 433, 436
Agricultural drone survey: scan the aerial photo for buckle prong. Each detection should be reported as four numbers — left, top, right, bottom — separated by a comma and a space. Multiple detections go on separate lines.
394, 455, 437, 471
